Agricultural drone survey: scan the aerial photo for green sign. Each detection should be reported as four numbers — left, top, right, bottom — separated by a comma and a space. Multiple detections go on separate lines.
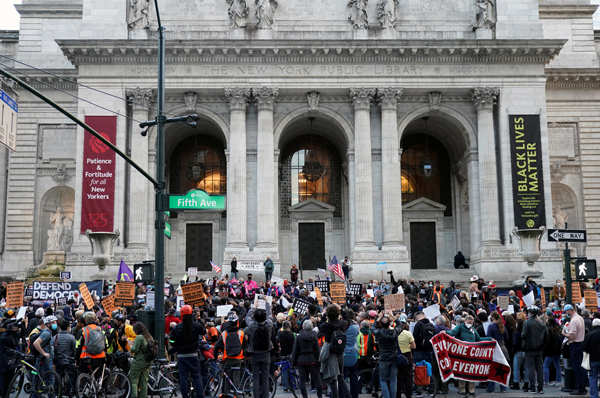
169, 190, 226, 211
164, 221, 171, 239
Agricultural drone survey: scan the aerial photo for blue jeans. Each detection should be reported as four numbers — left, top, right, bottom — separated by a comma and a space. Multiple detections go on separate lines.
177, 355, 203, 398
590, 361, 600, 398
34, 357, 55, 398
543, 356, 561, 384
570, 342, 586, 392
486, 382, 507, 392
513, 351, 528, 383
379, 362, 398, 398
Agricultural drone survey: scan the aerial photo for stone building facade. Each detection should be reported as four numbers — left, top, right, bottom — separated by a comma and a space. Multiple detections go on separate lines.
0, 0, 598, 284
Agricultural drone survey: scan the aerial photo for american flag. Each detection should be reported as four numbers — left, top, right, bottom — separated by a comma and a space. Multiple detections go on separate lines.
328, 256, 345, 281
210, 261, 222, 274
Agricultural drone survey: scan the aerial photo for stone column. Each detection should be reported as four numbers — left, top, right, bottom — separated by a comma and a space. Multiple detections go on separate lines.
467, 151, 481, 256
225, 88, 251, 249
349, 88, 376, 248
126, 87, 152, 249
379, 88, 404, 246
254, 87, 279, 249
473, 87, 501, 246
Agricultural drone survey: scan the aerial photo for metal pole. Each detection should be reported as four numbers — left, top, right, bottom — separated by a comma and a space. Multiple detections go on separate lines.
153, 0, 166, 358
565, 222, 572, 304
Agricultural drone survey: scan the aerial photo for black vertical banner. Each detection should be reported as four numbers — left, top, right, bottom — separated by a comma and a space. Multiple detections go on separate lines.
509, 115, 546, 229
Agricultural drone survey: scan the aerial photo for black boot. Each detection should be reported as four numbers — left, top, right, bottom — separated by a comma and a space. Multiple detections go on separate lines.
522, 382, 529, 392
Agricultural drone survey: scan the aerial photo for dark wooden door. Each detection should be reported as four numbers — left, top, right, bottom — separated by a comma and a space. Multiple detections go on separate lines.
186, 224, 212, 270
410, 222, 437, 269
299, 223, 325, 270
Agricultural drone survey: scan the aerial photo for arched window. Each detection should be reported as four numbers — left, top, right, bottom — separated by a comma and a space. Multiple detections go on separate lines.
168, 136, 226, 195
280, 135, 342, 217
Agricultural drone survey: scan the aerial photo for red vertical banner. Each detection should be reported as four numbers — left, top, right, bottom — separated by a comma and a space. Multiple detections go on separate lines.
81, 116, 117, 233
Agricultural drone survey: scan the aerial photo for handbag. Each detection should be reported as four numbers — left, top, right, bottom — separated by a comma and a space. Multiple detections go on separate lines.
582, 352, 591, 371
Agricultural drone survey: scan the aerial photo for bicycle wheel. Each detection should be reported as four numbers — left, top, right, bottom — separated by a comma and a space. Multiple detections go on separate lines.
4, 369, 25, 398
40, 370, 61, 398
268, 375, 278, 398
103, 370, 130, 398
241, 374, 253, 398
76, 373, 96, 398
204, 371, 221, 398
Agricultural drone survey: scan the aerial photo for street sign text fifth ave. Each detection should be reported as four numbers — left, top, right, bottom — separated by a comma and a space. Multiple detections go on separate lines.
548, 229, 587, 243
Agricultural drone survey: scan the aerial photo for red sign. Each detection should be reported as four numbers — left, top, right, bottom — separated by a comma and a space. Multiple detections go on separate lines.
81, 116, 117, 233
431, 332, 511, 387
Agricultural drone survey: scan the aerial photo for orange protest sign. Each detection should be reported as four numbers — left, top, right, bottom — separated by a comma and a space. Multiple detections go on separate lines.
314, 286, 323, 306
572, 283, 582, 305
584, 289, 598, 311
181, 281, 206, 306
115, 282, 135, 306
6, 282, 24, 309
79, 283, 95, 310
330, 282, 346, 305
102, 295, 116, 316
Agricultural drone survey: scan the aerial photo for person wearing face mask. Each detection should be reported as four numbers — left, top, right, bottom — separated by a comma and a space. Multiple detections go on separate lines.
32, 316, 58, 395
447, 314, 481, 396
53, 319, 76, 396
372, 313, 399, 398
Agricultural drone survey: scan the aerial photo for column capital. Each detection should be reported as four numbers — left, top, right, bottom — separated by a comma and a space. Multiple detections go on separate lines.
472, 87, 499, 109
378, 88, 403, 110
126, 87, 153, 111
225, 88, 252, 111
254, 86, 279, 111
349, 88, 376, 111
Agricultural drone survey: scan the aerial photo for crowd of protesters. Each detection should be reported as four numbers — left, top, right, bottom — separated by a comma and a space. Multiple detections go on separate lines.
1, 269, 600, 398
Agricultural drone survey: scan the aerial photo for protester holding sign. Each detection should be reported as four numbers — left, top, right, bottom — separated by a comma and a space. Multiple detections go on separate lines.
446, 314, 481, 396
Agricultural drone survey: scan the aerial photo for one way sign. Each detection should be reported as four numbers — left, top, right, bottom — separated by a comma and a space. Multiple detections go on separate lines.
548, 229, 587, 243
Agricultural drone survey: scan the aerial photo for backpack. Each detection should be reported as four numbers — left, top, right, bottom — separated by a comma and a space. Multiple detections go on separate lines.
224, 331, 243, 358
144, 338, 158, 362
28, 328, 41, 355
330, 329, 346, 355
253, 324, 270, 352
415, 321, 435, 351
84, 326, 106, 356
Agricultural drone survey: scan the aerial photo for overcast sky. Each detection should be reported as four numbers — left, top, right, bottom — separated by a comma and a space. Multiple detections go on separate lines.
0, 0, 598, 31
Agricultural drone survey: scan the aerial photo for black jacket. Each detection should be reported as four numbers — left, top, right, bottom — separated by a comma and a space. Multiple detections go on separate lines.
291, 329, 320, 366
521, 317, 547, 352
584, 326, 600, 362
169, 320, 205, 355
372, 327, 399, 362
413, 318, 435, 353
543, 327, 563, 357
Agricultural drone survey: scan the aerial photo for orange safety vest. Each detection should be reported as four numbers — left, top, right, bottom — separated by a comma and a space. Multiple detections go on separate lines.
222, 330, 244, 360
358, 333, 369, 357
81, 324, 106, 359
318, 336, 325, 348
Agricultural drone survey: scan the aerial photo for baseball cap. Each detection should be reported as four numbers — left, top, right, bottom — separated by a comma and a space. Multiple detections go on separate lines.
563, 304, 574, 311
35, 308, 45, 317
43, 315, 57, 324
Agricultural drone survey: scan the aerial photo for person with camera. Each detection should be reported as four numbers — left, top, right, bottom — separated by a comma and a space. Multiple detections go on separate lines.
372, 312, 400, 398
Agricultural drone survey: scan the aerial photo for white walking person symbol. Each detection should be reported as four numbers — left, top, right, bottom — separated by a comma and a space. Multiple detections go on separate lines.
579, 262, 587, 276
135, 267, 143, 280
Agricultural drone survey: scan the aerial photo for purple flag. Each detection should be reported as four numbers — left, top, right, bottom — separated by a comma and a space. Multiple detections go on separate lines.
117, 260, 133, 282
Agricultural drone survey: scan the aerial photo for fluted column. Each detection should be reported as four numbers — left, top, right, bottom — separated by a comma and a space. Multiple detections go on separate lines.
473, 87, 500, 246
225, 88, 251, 248
379, 88, 404, 246
255, 87, 278, 249
467, 151, 481, 256
126, 88, 152, 248
350, 88, 376, 247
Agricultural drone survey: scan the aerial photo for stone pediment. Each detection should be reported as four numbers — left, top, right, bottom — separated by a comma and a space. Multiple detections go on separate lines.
403, 197, 446, 212
289, 199, 335, 213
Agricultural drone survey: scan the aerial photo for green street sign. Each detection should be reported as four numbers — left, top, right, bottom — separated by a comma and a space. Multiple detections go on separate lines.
164, 221, 171, 239
169, 190, 226, 211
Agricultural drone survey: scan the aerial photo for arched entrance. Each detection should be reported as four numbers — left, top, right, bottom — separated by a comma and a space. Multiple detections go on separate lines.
165, 117, 227, 272
36, 186, 75, 264
400, 112, 472, 269
277, 113, 350, 272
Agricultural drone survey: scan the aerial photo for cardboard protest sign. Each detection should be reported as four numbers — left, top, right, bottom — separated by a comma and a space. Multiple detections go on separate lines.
115, 282, 135, 306
348, 283, 362, 296
254, 294, 267, 310
101, 295, 116, 316
6, 281, 24, 309
431, 332, 511, 387
497, 296, 510, 311
572, 283, 583, 304
315, 280, 330, 293
450, 295, 461, 311
216, 305, 233, 317
522, 291, 535, 308
181, 281, 206, 306
305, 282, 314, 291
292, 298, 310, 315
540, 289, 546, 308
423, 304, 441, 321
384, 293, 405, 312
146, 290, 155, 310
79, 283, 95, 310
16, 307, 27, 320
330, 282, 346, 305
280, 296, 291, 309
314, 287, 323, 306
584, 289, 598, 310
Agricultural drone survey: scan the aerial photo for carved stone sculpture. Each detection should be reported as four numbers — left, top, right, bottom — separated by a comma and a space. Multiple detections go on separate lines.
553, 207, 568, 229
348, 0, 369, 30
474, 0, 496, 29
307, 91, 320, 111
377, 0, 396, 29
127, 0, 150, 30
256, 0, 278, 29
184, 91, 198, 111
226, 0, 249, 28
46, 207, 74, 252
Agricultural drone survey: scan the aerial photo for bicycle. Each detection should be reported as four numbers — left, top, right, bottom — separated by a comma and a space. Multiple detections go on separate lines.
273, 358, 300, 398
5, 349, 61, 398
210, 361, 277, 398
55, 359, 77, 398
75, 359, 130, 398
147, 358, 178, 397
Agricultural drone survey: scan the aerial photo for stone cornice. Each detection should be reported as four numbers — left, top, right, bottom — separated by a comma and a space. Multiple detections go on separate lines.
539, 3, 598, 19
15, 3, 83, 19
545, 68, 600, 88
7, 69, 78, 91
57, 39, 566, 66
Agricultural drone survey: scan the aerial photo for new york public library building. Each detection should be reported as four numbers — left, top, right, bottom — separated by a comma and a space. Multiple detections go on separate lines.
0, 0, 599, 285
